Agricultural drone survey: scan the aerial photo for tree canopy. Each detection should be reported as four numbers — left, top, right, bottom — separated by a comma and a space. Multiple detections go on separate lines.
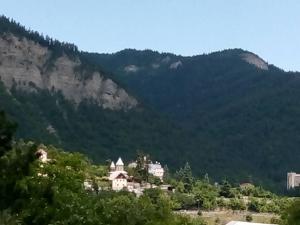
0, 110, 17, 157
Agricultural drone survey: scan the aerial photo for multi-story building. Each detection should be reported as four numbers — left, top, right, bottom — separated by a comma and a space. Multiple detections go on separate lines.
287, 172, 300, 189
148, 162, 164, 181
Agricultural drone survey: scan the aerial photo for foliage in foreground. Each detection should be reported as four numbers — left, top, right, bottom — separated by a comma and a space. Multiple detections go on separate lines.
0, 142, 205, 225
168, 162, 292, 214
1, 110, 299, 224
281, 200, 300, 225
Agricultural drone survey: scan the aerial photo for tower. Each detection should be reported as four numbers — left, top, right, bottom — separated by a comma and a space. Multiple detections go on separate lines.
110, 161, 116, 172
116, 157, 124, 171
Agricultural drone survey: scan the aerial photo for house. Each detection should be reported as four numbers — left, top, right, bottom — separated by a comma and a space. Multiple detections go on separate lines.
112, 173, 128, 191
226, 221, 277, 225
83, 180, 93, 191
35, 148, 49, 163
160, 184, 175, 192
148, 161, 164, 181
109, 157, 128, 191
287, 172, 300, 189
239, 183, 254, 189
127, 158, 165, 181
127, 181, 143, 196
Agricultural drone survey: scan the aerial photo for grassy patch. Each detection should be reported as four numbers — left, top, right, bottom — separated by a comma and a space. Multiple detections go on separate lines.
177, 210, 278, 225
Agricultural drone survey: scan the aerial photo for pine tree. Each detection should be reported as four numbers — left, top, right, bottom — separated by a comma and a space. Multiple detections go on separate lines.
163, 165, 170, 183
220, 179, 233, 198
0, 111, 17, 157
175, 162, 194, 193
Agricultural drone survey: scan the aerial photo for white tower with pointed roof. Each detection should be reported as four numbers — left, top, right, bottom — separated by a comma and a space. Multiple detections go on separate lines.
108, 157, 128, 191
110, 161, 116, 171
116, 157, 124, 171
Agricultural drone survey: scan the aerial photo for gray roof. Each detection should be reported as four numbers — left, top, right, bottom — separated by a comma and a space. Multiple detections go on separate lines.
116, 157, 124, 166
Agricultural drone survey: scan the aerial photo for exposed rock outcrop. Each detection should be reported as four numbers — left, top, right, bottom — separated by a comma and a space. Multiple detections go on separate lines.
241, 53, 268, 70
124, 65, 139, 73
0, 33, 138, 110
169, 60, 182, 69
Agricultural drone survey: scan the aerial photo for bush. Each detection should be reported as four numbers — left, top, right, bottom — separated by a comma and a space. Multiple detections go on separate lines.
171, 192, 196, 209
245, 214, 253, 222
247, 198, 261, 212
229, 198, 246, 211
215, 217, 221, 224
216, 197, 228, 209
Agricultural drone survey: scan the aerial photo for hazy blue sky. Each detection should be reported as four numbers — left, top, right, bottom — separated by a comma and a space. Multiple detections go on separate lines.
1, 0, 300, 71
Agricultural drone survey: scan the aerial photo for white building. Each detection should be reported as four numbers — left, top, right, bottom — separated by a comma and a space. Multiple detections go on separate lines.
35, 148, 49, 163
112, 173, 128, 191
287, 172, 300, 189
107, 157, 166, 193
110, 161, 116, 171
83, 180, 93, 191
148, 162, 164, 181
109, 157, 128, 191
127, 182, 143, 196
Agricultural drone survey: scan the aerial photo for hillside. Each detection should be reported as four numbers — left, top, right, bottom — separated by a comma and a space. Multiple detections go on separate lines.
0, 16, 187, 165
83, 49, 300, 191
1, 16, 300, 191
0, 139, 207, 225
0, 115, 291, 225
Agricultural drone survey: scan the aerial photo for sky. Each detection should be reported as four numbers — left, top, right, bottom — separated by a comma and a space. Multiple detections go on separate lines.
1, 0, 300, 71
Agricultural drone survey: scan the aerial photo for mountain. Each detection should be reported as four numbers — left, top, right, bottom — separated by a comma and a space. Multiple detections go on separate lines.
0, 16, 186, 165
1, 16, 300, 192
83, 49, 300, 191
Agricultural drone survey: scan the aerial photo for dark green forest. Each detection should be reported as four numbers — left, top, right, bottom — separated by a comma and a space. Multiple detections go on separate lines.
1, 110, 300, 224
0, 112, 208, 225
1, 15, 300, 193
1, 111, 300, 224
83, 49, 300, 192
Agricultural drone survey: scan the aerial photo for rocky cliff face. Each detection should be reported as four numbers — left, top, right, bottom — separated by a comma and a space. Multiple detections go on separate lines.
0, 33, 137, 110
241, 52, 269, 70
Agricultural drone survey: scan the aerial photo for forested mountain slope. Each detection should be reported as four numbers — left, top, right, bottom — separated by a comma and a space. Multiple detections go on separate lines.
0, 16, 186, 165
84, 49, 300, 191
1, 16, 300, 191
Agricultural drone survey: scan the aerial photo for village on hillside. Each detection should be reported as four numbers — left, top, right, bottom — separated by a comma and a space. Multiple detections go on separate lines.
36, 148, 173, 196
36, 147, 300, 195
86, 156, 174, 196
34, 147, 298, 225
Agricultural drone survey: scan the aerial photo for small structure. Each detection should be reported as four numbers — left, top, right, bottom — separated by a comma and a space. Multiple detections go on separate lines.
239, 183, 254, 189
226, 221, 276, 225
160, 184, 175, 193
83, 180, 93, 191
128, 161, 137, 168
116, 157, 124, 171
148, 162, 164, 181
35, 148, 49, 163
110, 161, 116, 171
287, 172, 300, 189
109, 157, 128, 191
127, 181, 141, 195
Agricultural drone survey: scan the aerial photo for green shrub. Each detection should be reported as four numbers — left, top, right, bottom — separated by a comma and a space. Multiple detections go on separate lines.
245, 214, 253, 222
